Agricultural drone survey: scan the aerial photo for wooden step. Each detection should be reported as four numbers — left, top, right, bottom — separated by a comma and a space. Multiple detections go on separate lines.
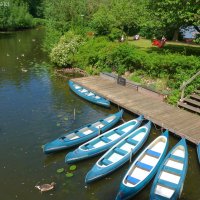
190, 94, 200, 101
184, 98, 200, 107
178, 102, 200, 114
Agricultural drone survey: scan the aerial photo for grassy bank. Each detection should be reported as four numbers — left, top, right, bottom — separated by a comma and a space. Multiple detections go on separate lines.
49, 32, 200, 105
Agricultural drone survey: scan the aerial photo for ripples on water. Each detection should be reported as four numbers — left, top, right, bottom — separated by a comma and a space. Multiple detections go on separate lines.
0, 29, 199, 200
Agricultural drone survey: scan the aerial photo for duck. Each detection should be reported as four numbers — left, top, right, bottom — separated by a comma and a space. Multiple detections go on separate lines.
35, 182, 56, 193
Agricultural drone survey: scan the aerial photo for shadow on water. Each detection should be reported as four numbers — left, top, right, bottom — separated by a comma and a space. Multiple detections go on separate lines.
0, 28, 199, 200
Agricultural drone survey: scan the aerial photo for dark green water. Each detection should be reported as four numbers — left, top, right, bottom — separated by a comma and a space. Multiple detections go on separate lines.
0, 28, 199, 200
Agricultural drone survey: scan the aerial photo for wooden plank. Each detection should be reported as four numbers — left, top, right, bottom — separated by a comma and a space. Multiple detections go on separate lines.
178, 102, 200, 114
71, 76, 200, 144
183, 98, 200, 107
190, 94, 200, 101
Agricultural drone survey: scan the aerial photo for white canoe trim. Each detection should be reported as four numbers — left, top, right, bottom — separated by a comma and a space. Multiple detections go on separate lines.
122, 135, 168, 187
155, 185, 175, 199
121, 125, 135, 133
66, 133, 79, 140
79, 127, 93, 135
74, 84, 81, 89
96, 127, 148, 168
92, 121, 105, 129
153, 144, 185, 199
79, 119, 139, 152
79, 88, 88, 93
165, 160, 183, 170
108, 152, 124, 163
87, 92, 94, 96
104, 115, 116, 123
159, 171, 180, 184
65, 115, 117, 140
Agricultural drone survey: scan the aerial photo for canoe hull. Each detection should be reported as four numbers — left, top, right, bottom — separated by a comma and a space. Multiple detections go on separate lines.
43, 110, 123, 154
69, 80, 110, 108
116, 131, 169, 200
85, 122, 151, 183
150, 138, 188, 200
197, 144, 200, 164
65, 115, 144, 163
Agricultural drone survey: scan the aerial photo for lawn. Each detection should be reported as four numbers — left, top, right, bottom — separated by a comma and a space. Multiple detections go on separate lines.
127, 38, 200, 56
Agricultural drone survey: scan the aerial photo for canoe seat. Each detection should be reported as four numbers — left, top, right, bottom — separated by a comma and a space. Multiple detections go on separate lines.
163, 166, 182, 176
100, 120, 109, 126
136, 161, 153, 171
76, 132, 85, 137
86, 144, 94, 149
126, 175, 140, 185
146, 149, 161, 158
126, 138, 138, 146
89, 126, 99, 132
115, 129, 124, 135
170, 154, 184, 163
158, 179, 177, 189
114, 147, 128, 156
101, 136, 111, 143
101, 158, 113, 166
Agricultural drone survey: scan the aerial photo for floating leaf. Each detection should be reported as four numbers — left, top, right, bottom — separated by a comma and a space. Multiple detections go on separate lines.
66, 172, 73, 177
69, 165, 77, 171
56, 123, 61, 127
57, 168, 64, 173
64, 117, 68, 121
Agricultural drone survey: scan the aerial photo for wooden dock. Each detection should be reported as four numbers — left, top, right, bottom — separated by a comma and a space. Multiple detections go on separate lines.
71, 75, 200, 145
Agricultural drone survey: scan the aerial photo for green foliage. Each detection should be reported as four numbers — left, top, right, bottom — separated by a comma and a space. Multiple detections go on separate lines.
146, 0, 200, 40
90, 6, 116, 35
0, 0, 34, 30
108, 28, 122, 41
194, 35, 200, 44
167, 89, 180, 105
50, 31, 84, 67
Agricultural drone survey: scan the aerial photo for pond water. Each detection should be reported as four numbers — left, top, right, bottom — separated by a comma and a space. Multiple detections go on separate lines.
0, 28, 199, 200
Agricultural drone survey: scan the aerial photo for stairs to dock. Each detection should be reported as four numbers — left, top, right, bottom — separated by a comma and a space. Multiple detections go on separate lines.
178, 90, 200, 114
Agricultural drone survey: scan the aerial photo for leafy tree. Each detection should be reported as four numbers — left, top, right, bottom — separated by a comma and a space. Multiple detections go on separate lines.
90, 6, 116, 35
147, 0, 200, 40
0, 0, 33, 30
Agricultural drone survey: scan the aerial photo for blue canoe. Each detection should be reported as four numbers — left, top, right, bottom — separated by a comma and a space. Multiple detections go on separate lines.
198, 144, 200, 164
115, 130, 169, 200
69, 80, 110, 108
65, 115, 144, 164
43, 110, 123, 154
150, 138, 188, 200
85, 121, 151, 183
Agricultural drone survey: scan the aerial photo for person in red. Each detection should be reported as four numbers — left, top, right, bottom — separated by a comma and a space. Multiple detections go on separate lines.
152, 36, 166, 48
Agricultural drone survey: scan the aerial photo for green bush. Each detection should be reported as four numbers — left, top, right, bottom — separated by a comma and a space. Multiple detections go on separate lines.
90, 6, 116, 35
50, 31, 84, 67
56, 34, 200, 104
108, 28, 122, 41
0, 0, 34, 30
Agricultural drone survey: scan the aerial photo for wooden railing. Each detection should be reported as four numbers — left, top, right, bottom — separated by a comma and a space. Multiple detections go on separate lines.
180, 70, 200, 101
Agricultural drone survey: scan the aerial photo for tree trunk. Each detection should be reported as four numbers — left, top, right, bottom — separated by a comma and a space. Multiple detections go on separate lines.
172, 28, 179, 41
